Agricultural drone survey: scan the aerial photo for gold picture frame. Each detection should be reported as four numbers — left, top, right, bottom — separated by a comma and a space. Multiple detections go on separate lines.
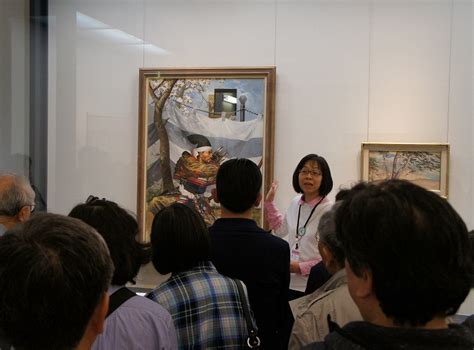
137, 67, 276, 241
361, 143, 450, 197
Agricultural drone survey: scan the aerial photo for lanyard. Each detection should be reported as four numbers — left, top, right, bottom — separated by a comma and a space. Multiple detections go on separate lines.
295, 196, 325, 249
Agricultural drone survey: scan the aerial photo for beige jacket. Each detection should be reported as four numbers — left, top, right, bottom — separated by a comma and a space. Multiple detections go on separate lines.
288, 269, 362, 349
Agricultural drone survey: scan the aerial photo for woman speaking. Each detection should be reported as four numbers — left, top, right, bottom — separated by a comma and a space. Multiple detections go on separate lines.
265, 154, 333, 299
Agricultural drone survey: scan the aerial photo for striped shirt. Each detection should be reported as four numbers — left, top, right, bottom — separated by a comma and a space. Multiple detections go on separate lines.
147, 261, 251, 349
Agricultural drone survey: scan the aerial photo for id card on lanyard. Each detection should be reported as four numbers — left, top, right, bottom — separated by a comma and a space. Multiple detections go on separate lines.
292, 196, 325, 261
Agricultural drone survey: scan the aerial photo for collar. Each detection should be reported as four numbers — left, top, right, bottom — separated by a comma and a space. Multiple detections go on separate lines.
329, 321, 474, 348
108, 285, 125, 295
173, 261, 218, 276
212, 217, 259, 228
298, 195, 324, 206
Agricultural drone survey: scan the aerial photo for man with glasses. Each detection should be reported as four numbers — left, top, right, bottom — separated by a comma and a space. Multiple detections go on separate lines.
0, 173, 36, 235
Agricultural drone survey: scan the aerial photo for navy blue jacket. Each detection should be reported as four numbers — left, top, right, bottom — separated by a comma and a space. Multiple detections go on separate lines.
210, 218, 292, 349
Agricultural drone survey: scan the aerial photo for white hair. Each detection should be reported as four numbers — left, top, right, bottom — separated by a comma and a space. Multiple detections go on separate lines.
0, 173, 35, 216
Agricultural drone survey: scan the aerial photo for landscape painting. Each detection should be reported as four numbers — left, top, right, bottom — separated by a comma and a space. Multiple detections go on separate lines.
361, 143, 449, 197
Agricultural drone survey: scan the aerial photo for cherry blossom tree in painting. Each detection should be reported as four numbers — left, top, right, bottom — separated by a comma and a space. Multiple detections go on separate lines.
148, 79, 210, 194
369, 151, 441, 186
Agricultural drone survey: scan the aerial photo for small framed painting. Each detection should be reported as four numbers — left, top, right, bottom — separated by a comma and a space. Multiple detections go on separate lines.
361, 143, 449, 197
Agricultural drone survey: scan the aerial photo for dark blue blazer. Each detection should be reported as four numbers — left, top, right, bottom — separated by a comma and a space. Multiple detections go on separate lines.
210, 218, 292, 349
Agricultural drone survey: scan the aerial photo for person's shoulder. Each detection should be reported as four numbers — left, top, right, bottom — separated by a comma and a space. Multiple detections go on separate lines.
124, 295, 170, 314
207, 271, 243, 293
243, 223, 289, 248
290, 194, 303, 205
263, 231, 290, 248
109, 295, 175, 331
319, 197, 333, 209
147, 278, 180, 302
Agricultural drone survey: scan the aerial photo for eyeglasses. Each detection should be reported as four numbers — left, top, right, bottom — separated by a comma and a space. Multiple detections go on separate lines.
0, 204, 36, 216
299, 169, 322, 177
25, 204, 36, 213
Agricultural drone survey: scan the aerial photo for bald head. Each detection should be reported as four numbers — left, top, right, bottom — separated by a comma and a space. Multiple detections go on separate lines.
0, 173, 35, 226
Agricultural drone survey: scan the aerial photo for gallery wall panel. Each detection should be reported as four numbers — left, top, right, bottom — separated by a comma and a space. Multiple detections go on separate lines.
447, 0, 472, 228
143, 0, 276, 67
449, 0, 473, 315
48, 0, 145, 212
368, 0, 452, 143
274, 1, 371, 209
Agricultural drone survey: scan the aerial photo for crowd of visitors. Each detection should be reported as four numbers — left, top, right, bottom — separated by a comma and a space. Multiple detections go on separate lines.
0, 158, 472, 349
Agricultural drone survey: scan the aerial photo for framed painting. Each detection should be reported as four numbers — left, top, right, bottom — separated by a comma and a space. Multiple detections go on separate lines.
361, 143, 449, 197
137, 67, 276, 241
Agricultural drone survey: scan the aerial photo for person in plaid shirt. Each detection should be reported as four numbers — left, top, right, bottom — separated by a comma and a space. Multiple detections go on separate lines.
147, 203, 252, 349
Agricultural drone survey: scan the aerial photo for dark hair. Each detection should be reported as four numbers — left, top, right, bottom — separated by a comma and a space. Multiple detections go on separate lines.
69, 198, 151, 285
335, 188, 350, 202
318, 203, 345, 268
469, 230, 474, 287
0, 213, 113, 350
151, 203, 210, 274
292, 154, 333, 196
216, 158, 262, 213
336, 180, 473, 326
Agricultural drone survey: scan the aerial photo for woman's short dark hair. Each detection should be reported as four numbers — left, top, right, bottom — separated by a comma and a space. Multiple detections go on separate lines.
69, 198, 151, 285
292, 154, 333, 196
151, 203, 210, 275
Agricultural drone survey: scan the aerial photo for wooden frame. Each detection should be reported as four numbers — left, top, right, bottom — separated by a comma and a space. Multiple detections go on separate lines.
137, 67, 276, 241
361, 143, 450, 197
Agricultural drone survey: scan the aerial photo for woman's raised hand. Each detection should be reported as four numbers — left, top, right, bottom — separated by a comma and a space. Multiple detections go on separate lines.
265, 181, 278, 202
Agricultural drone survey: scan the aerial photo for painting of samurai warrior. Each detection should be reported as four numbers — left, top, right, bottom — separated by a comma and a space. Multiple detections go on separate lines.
140, 68, 275, 239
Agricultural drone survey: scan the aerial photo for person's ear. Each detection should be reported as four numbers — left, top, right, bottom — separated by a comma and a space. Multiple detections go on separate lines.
17, 206, 31, 222
91, 291, 109, 335
346, 261, 373, 299
254, 192, 262, 207
319, 243, 332, 264
211, 188, 219, 203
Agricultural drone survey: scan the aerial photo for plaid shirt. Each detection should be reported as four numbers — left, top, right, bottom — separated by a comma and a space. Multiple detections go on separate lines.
148, 261, 250, 349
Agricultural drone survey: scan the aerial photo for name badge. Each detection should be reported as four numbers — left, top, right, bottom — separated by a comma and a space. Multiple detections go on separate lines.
291, 249, 300, 262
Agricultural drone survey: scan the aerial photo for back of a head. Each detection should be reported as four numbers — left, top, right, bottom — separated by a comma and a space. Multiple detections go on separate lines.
69, 197, 151, 285
0, 213, 113, 350
0, 173, 35, 217
318, 203, 344, 268
151, 203, 210, 274
216, 158, 262, 213
336, 180, 473, 326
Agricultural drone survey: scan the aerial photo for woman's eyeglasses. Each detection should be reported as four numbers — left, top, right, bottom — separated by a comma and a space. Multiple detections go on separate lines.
299, 169, 322, 177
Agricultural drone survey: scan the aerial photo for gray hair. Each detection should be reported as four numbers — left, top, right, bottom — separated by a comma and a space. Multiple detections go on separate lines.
0, 173, 35, 216
318, 202, 345, 267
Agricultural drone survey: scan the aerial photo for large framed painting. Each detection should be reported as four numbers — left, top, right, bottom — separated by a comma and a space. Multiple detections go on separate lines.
361, 143, 449, 197
137, 67, 276, 241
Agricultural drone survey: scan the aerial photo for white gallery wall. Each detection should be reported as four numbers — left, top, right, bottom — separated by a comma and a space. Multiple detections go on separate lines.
45, 0, 472, 309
